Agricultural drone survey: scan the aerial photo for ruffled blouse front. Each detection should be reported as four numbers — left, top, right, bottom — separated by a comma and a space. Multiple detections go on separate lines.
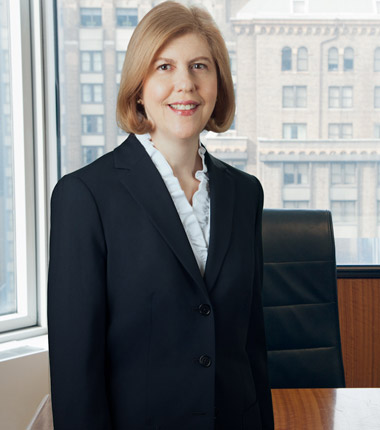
136, 133, 210, 276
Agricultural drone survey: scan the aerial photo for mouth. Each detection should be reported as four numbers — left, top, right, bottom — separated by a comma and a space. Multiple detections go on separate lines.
168, 102, 200, 116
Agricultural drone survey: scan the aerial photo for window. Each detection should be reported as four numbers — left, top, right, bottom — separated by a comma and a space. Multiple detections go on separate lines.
281, 47, 292, 71
116, 8, 138, 27
377, 1, 380, 13
283, 201, 309, 208
328, 47, 338, 71
328, 123, 353, 139
328, 86, 353, 108
331, 201, 356, 223
344, 47, 354, 71
52, 0, 380, 271
81, 84, 103, 103
82, 115, 104, 134
81, 51, 102, 73
82, 146, 105, 165
375, 124, 380, 138
2, 83, 10, 104
283, 123, 307, 139
2, 50, 9, 73
297, 47, 308, 71
375, 87, 380, 108
375, 48, 380, 71
283, 163, 309, 185
331, 163, 356, 185
116, 51, 125, 73
0, 0, 39, 335
282, 86, 307, 108
293, 0, 306, 13
80, 8, 102, 27
229, 50, 237, 76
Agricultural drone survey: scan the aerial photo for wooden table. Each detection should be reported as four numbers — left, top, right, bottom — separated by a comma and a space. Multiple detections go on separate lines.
272, 388, 380, 429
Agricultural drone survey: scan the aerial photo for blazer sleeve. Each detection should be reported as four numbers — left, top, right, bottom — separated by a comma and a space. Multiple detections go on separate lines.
246, 180, 274, 430
48, 175, 111, 430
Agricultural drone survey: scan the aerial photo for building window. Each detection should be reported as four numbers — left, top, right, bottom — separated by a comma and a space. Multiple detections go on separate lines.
375, 87, 380, 108
81, 84, 103, 103
2, 50, 9, 73
375, 124, 380, 138
82, 146, 105, 165
282, 86, 307, 108
283, 163, 309, 185
328, 86, 353, 108
283, 123, 307, 139
328, 47, 339, 71
344, 47, 354, 71
297, 47, 308, 71
2, 83, 10, 104
331, 163, 356, 185
293, 0, 306, 13
331, 201, 356, 223
82, 115, 104, 134
283, 201, 309, 209
80, 8, 102, 27
281, 47, 292, 71
375, 48, 380, 71
4, 114, 11, 136
80, 51, 102, 73
116, 51, 125, 73
229, 50, 237, 76
377, 1, 380, 13
116, 8, 138, 27
328, 123, 353, 139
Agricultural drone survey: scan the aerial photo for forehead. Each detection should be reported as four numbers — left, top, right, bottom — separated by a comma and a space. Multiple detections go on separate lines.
154, 33, 213, 60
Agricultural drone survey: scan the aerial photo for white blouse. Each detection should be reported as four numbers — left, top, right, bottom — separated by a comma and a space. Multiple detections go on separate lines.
136, 133, 210, 276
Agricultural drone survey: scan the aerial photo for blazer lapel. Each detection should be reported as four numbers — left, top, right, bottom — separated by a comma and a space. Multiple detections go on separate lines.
113, 134, 208, 297
203, 152, 235, 292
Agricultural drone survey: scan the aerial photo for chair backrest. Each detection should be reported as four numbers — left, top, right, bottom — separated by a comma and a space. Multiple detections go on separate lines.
262, 209, 345, 388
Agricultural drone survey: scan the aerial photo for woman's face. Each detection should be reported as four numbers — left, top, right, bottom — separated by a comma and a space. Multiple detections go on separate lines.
141, 33, 218, 145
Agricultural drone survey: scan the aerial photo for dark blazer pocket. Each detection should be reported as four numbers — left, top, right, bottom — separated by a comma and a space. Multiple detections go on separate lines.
242, 401, 262, 430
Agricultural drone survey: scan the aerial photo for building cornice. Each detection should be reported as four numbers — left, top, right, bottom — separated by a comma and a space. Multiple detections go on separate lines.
233, 20, 380, 36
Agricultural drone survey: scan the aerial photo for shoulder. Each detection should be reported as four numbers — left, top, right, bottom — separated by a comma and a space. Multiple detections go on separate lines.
52, 135, 135, 198
206, 151, 263, 195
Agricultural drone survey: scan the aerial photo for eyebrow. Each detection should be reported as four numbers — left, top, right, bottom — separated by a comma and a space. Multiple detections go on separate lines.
153, 56, 213, 64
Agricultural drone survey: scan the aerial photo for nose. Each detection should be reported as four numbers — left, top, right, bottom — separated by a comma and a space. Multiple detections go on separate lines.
174, 68, 196, 92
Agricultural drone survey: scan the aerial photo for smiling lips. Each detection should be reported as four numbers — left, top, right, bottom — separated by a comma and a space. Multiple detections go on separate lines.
168, 101, 200, 116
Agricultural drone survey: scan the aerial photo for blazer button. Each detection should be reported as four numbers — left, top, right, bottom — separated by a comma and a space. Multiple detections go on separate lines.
198, 304, 211, 316
199, 354, 212, 367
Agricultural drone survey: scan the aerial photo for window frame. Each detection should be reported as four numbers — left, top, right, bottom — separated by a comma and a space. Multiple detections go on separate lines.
281, 46, 292, 71
282, 85, 307, 108
80, 7, 102, 28
0, 0, 50, 342
328, 47, 339, 71
115, 7, 138, 28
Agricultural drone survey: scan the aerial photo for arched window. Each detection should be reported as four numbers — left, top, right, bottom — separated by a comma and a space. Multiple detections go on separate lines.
281, 47, 292, 71
344, 47, 354, 71
297, 47, 308, 71
328, 47, 338, 71
375, 48, 380, 72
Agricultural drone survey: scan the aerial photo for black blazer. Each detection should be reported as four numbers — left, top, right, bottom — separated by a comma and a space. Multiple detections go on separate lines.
48, 134, 274, 430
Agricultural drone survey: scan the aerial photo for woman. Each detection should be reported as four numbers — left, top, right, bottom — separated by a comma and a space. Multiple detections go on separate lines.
48, 2, 274, 429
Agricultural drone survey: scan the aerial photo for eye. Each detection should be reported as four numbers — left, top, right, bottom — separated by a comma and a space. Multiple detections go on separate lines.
192, 63, 207, 70
157, 64, 171, 71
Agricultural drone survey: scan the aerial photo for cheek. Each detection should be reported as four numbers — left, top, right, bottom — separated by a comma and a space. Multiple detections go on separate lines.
143, 79, 170, 105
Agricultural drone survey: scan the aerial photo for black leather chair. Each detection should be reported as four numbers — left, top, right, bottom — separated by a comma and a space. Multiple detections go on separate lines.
262, 209, 345, 388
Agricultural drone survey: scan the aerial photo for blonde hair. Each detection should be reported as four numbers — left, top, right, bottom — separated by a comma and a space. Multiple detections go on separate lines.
116, 1, 235, 134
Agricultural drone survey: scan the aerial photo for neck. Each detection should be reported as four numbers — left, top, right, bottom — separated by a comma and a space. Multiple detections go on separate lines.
149, 132, 202, 178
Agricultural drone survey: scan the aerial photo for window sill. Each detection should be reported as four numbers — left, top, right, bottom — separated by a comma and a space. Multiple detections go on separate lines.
337, 265, 380, 279
0, 333, 48, 363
